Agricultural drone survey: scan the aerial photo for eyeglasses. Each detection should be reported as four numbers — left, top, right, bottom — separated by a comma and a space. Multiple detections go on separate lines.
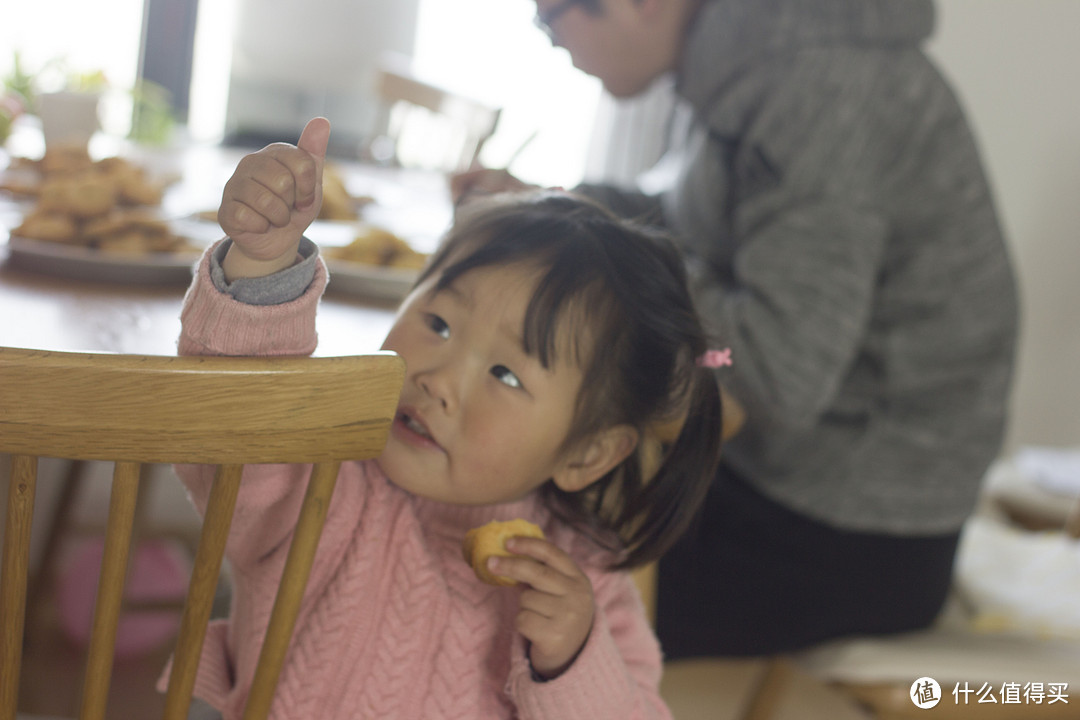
533, 0, 586, 40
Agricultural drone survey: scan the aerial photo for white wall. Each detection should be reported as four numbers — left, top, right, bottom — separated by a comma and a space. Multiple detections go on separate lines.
926, 1, 1080, 451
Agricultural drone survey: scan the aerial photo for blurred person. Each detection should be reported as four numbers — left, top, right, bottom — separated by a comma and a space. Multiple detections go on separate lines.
453, 0, 1019, 657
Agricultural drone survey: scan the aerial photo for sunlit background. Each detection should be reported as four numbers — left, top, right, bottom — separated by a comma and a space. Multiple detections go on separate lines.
2, 0, 1080, 448
0, 0, 601, 188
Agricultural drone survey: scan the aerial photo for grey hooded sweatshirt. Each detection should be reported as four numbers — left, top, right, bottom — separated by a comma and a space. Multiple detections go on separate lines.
579, 0, 1019, 535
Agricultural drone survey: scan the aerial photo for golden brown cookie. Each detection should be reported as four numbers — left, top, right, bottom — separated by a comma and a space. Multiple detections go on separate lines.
97, 230, 150, 255
38, 176, 116, 218
323, 225, 429, 269
462, 519, 546, 586
82, 211, 131, 239
116, 172, 165, 206
12, 212, 79, 243
40, 145, 93, 174
318, 165, 358, 221
0, 172, 41, 197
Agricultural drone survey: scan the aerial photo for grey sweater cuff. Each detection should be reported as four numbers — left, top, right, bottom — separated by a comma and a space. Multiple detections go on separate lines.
209, 237, 320, 305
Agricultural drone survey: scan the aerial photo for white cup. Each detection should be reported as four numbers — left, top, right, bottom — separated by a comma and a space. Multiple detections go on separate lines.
38, 91, 101, 150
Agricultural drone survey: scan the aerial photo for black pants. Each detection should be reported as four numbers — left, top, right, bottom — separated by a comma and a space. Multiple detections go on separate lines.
656, 467, 960, 658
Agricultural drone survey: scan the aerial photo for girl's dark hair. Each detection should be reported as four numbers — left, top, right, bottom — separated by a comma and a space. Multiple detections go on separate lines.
417, 191, 723, 569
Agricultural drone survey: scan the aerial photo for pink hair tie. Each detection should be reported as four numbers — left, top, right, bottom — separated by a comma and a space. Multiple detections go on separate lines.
697, 348, 732, 369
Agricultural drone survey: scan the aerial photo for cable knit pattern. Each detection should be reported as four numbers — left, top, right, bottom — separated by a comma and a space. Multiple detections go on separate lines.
163, 243, 672, 719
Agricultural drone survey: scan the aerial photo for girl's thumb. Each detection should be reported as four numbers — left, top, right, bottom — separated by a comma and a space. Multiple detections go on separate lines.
297, 117, 331, 164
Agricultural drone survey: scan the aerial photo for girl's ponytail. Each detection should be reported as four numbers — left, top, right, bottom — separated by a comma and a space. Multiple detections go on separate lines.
616, 365, 724, 569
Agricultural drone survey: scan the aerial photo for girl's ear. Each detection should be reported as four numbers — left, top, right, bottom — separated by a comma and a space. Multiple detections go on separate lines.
552, 425, 639, 493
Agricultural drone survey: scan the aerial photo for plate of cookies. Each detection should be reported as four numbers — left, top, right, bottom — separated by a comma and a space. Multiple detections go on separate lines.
184, 164, 428, 301
2, 148, 208, 284
320, 223, 429, 301
6, 233, 200, 284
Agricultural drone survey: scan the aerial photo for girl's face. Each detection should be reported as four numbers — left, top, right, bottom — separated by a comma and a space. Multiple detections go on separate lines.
377, 262, 590, 505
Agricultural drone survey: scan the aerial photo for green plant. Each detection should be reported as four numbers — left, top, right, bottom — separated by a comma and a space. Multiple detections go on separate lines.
1, 53, 34, 142
0, 98, 19, 143
2, 51, 176, 146
4, 51, 38, 112
67, 69, 109, 94
128, 79, 176, 145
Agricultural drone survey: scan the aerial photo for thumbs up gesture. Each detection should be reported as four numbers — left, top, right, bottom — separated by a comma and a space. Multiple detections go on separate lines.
219, 117, 331, 280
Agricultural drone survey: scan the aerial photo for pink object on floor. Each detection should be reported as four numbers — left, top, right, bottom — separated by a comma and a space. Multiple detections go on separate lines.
56, 537, 192, 658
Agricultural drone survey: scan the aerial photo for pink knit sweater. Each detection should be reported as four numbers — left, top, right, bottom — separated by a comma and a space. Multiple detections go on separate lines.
167, 246, 672, 719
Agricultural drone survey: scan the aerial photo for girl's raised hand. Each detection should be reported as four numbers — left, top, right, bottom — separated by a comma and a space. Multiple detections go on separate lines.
490, 536, 596, 679
219, 117, 331, 280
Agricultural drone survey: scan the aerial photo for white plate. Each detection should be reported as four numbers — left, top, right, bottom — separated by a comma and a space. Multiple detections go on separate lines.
6, 234, 421, 300
324, 259, 419, 302
306, 220, 423, 302
5, 213, 425, 300
5, 235, 203, 285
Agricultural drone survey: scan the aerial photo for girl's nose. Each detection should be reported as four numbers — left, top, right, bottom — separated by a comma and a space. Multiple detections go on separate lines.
414, 361, 461, 413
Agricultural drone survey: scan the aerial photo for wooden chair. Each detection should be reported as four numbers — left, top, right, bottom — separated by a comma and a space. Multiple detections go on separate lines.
0, 346, 404, 720
736, 482, 1080, 720
638, 392, 1080, 720
635, 387, 794, 720
632, 386, 747, 627
369, 56, 502, 172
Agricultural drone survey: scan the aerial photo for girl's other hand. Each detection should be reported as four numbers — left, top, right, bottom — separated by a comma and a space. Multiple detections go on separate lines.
489, 536, 596, 679
220, 117, 331, 280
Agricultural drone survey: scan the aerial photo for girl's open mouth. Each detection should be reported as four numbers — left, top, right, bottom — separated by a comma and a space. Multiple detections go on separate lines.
393, 410, 444, 451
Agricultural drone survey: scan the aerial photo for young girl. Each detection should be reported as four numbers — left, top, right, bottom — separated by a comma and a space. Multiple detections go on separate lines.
174, 118, 723, 719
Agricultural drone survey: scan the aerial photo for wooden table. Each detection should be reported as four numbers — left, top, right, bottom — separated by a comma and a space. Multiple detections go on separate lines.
0, 258, 400, 357
0, 136, 453, 356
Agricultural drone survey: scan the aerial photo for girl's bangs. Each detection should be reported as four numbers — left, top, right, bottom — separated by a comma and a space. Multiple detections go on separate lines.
427, 209, 611, 370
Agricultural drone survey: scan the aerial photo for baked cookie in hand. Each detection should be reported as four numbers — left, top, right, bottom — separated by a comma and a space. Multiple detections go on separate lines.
462, 519, 545, 586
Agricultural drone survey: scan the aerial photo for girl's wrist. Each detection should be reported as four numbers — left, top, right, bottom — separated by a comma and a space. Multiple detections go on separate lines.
222, 241, 301, 282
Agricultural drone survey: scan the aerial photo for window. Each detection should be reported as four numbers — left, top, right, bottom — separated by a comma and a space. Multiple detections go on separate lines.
4, 0, 601, 188
1, 0, 144, 135
412, 0, 601, 188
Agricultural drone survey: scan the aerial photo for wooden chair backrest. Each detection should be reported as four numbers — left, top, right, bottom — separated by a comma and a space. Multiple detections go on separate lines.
373, 60, 502, 172
0, 347, 404, 720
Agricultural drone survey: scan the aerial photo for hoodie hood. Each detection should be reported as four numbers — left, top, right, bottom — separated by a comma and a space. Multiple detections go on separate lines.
680, 0, 935, 109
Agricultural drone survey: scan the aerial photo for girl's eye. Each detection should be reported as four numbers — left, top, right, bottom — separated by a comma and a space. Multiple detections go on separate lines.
491, 365, 523, 389
426, 314, 450, 340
